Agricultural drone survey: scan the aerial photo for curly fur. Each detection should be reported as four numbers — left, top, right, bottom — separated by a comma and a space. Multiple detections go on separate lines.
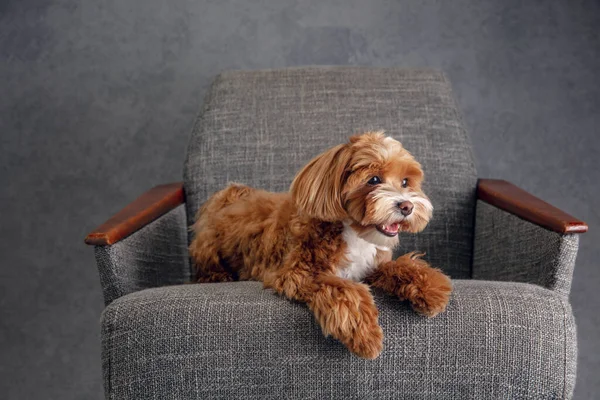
190, 132, 452, 359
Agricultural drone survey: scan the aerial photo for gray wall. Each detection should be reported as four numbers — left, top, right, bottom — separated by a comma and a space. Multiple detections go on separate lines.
1, 0, 598, 398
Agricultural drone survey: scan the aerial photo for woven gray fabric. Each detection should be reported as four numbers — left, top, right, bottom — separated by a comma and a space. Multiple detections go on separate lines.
94, 204, 191, 305
101, 280, 576, 400
472, 200, 579, 296
183, 67, 478, 279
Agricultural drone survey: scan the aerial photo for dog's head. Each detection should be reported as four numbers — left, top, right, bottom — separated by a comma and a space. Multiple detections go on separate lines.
290, 131, 432, 247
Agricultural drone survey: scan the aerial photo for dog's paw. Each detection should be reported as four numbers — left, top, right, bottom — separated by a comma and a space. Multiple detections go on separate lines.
346, 317, 384, 359
409, 267, 452, 318
390, 253, 452, 317
342, 286, 384, 359
310, 280, 384, 359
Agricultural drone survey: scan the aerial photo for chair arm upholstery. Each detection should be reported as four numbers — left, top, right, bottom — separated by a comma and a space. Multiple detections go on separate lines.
85, 183, 191, 305
473, 179, 587, 296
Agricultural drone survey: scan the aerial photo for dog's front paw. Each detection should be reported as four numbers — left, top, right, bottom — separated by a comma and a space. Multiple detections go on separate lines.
409, 267, 452, 318
310, 281, 383, 359
345, 312, 384, 359
390, 253, 452, 317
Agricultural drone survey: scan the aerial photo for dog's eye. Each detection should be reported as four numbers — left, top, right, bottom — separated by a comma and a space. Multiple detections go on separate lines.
402, 178, 408, 188
367, 176, 382, 185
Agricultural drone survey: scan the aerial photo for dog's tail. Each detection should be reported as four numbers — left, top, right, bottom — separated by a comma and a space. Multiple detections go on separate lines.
195, 183, 254, 220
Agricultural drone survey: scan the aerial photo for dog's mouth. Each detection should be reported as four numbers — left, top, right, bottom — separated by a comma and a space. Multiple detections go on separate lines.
376, 222, 401, 237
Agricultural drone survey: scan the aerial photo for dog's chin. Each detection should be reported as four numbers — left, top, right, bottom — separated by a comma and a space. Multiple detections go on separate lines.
358, 226, 401, 248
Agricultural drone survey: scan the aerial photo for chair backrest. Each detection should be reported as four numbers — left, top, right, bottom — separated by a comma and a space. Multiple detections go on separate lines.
184, 67, 477, 278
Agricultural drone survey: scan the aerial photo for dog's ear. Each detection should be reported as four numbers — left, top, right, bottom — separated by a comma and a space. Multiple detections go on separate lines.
290, 144, 352, 221
290, 143, 352, 221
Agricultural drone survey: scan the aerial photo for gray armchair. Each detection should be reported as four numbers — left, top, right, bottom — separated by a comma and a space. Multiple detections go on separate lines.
86, 67, 587, 399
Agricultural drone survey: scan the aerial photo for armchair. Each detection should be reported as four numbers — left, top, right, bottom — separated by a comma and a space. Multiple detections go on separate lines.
86, 67, 586, 399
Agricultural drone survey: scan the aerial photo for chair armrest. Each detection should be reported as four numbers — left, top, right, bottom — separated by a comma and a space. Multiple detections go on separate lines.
85, 182, 190, 305
85, 182, 185, 245
477, 179, 587, 234
473, 179, 586, 296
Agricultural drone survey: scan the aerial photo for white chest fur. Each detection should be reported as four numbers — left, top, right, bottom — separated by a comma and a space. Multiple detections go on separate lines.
337, 223, 387, 282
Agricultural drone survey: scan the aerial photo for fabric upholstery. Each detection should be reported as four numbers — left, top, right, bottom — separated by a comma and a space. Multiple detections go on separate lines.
101, 280, 577, 400
94, 204, 191, 305
472, 200, 579, 296
183, 67, 478, 279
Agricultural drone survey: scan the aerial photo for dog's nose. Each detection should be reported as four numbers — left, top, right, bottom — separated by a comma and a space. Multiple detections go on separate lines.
398, 201, 414, 216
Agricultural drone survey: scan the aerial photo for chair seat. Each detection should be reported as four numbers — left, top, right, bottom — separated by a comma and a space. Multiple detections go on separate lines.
101, 280, 575, 399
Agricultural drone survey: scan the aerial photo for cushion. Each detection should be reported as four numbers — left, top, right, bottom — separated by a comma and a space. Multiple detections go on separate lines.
101, 280, 576, 399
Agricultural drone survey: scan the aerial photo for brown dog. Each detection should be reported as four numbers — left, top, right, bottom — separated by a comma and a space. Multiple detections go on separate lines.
190, 132, 452, 359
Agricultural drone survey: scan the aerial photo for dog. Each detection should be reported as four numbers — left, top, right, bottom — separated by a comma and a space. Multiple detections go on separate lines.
190, 131, 452, 359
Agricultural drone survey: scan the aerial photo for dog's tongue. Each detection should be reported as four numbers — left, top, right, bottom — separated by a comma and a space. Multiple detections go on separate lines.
383, 223, 400, 233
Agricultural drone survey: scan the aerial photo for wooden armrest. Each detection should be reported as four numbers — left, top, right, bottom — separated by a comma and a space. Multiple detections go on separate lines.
84, 182, 185, 246
477, 179, 588, 234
